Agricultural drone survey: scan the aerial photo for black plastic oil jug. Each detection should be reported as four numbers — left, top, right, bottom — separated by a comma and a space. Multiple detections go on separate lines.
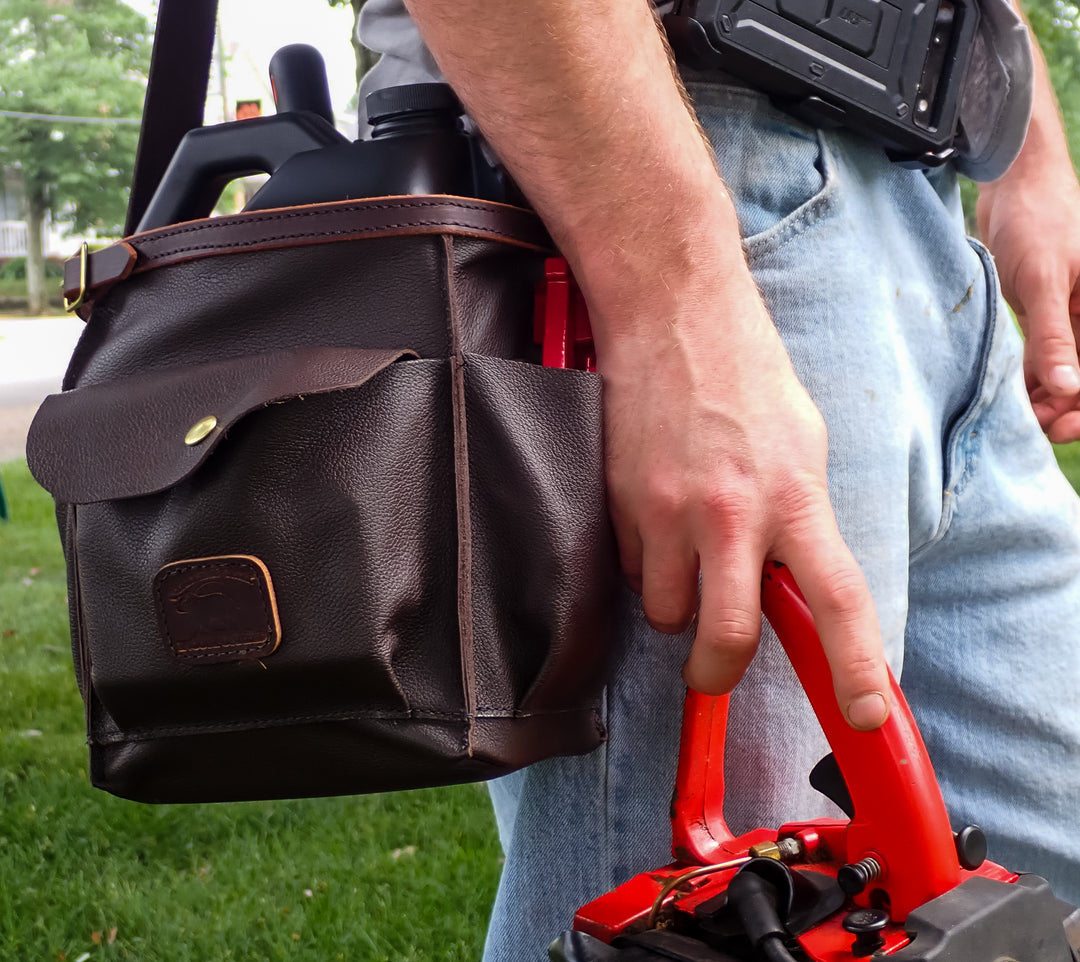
137, 44, 506, 232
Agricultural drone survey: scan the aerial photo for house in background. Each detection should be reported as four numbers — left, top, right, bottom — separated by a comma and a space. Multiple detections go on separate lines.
0, 169, 28, 260
0, 168, 85, 262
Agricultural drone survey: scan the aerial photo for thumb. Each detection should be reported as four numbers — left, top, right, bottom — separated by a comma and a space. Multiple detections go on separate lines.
1019, 282, 1080, 397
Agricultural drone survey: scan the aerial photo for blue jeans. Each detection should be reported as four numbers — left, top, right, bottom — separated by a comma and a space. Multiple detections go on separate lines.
483, 80, 1080, 961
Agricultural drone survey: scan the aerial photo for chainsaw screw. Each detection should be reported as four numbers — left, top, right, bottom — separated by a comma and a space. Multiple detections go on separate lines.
838, 857, 882, 895
842, 908, 889, 957
954, 825, 987, 871
776, 836, 803, 860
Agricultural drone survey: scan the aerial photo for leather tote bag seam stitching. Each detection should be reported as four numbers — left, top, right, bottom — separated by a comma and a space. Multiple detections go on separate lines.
93, 705, 605, 745
446, 233, 478, 756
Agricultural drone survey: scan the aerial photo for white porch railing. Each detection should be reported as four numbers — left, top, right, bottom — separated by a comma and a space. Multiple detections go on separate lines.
0, 220, 28, 258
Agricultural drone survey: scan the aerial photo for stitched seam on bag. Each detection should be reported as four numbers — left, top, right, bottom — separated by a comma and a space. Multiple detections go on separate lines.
445, 233, 478, 756
141, 198, 514, 240
93, 706, 600, 743
71, 506, 94, 736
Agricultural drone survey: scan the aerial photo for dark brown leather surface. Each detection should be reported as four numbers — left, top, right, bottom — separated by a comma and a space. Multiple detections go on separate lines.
93, 711, 607, 803
33, 204, 617, 803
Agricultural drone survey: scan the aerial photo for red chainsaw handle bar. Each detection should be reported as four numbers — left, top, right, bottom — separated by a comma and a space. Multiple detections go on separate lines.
672, 564, 962, 921
761, 563, 961, 917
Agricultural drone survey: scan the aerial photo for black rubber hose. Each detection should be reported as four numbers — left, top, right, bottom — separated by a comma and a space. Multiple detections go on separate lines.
759, 935, 800, 962
727, 869, 801, 962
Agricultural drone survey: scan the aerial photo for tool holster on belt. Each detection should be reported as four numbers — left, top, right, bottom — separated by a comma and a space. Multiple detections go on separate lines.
663, 0, 1034, 180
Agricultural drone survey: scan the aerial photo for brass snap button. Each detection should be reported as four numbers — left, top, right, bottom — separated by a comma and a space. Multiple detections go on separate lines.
184, 416, 218, 446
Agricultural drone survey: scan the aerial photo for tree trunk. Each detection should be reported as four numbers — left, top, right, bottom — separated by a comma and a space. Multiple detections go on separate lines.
23, 190, 48, 317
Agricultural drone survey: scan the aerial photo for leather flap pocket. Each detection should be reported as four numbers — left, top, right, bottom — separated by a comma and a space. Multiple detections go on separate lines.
27, 346, 418, 503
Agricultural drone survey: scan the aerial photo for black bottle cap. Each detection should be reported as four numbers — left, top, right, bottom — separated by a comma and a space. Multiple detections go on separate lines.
365, 83, 462, 127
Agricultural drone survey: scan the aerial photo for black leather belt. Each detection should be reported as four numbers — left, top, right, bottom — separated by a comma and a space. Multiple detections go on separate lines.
663, 0, 980, 167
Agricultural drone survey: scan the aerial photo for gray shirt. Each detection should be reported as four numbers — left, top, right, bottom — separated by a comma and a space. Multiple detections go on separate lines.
357, 0, 1033, 182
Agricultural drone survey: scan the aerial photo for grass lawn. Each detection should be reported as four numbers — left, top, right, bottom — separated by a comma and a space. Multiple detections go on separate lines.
1054, 441, 1080, 490
0, 462, 501, 962
4, 442, 1080, 961
0, 279, 26, 300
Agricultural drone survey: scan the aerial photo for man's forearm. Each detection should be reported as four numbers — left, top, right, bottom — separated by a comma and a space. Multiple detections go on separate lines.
401, 0, 745, 334
986, 2, 1073, 184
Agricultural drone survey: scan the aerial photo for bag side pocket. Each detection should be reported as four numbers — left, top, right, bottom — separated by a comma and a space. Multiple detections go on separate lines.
460, 354, 617, 727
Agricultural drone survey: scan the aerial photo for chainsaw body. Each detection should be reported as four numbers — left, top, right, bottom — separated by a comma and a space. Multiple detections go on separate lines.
548, 563, 1080, 962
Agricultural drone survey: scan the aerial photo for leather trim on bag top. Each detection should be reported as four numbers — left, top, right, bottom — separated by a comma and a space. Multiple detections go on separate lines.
63, 196, 553, 309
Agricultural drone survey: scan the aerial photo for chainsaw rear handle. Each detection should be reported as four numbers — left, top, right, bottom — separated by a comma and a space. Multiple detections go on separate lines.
672, 563, 961, 921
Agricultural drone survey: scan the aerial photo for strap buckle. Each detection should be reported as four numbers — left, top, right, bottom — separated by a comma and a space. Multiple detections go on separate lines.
63, 242, 88, 313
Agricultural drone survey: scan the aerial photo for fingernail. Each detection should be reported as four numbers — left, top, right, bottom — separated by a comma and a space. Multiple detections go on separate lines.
1048, 365, 1080, 394
847, 692, 889, 730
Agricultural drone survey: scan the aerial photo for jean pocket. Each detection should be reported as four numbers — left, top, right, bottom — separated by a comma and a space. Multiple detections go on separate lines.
685, 82, 837, 257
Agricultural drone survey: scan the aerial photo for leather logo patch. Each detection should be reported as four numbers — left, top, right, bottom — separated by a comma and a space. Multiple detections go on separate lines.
153, 555, 281, 664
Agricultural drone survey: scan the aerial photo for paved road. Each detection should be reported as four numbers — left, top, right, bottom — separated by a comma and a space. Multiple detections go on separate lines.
0, 316, 85, 463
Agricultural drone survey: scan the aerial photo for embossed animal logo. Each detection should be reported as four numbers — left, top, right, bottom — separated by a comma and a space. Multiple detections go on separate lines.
155, 556, 280, 663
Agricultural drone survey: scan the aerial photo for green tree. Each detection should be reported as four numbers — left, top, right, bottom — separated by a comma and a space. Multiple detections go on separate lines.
0, 0, 150, 314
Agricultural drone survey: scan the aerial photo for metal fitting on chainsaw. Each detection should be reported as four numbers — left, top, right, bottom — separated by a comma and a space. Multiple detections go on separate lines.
749, 837, 804, 862
838, 857, 882, 896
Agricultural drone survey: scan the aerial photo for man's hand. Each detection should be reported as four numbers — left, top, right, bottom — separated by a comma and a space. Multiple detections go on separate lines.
403, 0, 891, 728
596, 267, 890, 730
977, 174, 1080, 442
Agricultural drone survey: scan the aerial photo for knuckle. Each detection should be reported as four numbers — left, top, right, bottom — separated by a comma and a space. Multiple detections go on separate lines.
814, 565, 872, 625
1020, 256, 1060, 290
1034, 326, 1075, 353
641, 474, 688, 522
819, 563, 869, 607
639, 583, 691, 634
696, 609, 760, 652
836, 651, 888, 695
700, 486, 757, 527
776, 476, 832, 532
1010, 251, 1056, 295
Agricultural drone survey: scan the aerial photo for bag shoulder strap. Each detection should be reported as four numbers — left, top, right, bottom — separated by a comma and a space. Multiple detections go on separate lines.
125, 0, 219, 236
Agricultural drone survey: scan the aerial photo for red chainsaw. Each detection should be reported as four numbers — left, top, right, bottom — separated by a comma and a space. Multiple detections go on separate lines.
534, 262, 1080, 962
547, 562, 1080, 962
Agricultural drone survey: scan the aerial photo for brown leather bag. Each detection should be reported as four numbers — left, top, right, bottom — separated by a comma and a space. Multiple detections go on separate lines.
26, 195, 618, 803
